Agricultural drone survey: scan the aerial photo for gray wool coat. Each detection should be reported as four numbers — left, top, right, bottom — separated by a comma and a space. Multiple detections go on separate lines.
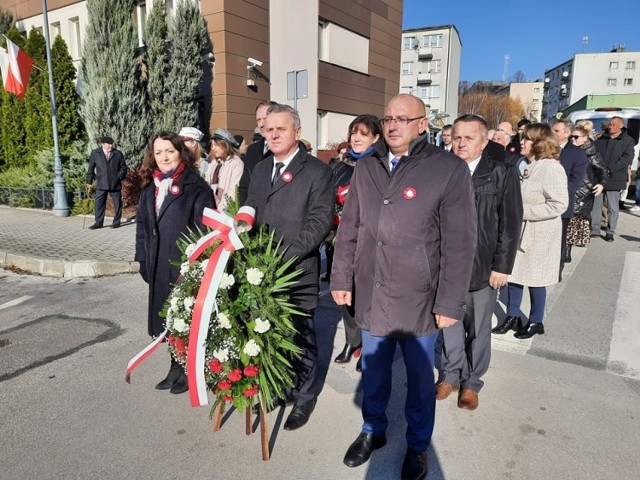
331, 135, 477, 338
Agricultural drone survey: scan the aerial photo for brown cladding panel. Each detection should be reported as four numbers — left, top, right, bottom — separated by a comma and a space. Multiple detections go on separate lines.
319, 0, 371, 38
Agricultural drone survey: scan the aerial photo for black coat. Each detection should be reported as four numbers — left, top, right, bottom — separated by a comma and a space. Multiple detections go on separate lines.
469, 149, 523, 291
238, 138, 269, 205
596, 130, 636, 190
86, 148, 127, 191
246, 148, 334, 312
574, 140, 609, 217
135, 168, 216, 336
559, 143, 588, 219
485, 139, 505, 163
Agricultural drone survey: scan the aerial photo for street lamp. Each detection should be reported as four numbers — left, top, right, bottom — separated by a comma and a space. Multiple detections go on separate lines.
42, 0, 70, 217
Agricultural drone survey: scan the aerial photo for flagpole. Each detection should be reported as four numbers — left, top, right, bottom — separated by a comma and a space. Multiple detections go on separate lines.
42, 0, 70, 217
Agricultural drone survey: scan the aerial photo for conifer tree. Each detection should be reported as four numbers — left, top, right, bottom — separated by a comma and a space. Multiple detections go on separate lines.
0, 9, 12, 36
144, 0, 170, 133
24, 28, 52, 160
80, 0, 148, 168
164, 0, 210, 131
52, 36, 84, 149
0, 28, 28, 168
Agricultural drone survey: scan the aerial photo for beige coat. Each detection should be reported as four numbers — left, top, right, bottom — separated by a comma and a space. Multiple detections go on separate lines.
509, 159, 568, 287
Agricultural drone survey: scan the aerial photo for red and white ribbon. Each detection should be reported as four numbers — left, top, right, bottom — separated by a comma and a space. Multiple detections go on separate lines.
125, 330, 167, 383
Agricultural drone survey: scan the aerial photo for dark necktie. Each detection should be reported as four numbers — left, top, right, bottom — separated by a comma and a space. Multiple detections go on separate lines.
390, 157, 399, 173
212, 162, 222, 185
272, 162, 284, 186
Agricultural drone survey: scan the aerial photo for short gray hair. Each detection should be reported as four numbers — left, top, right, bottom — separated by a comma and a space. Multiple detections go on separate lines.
555, 119, 574, 133
266, 103, 301, 129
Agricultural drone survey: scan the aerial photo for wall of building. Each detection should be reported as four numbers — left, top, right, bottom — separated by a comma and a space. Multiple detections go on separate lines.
509, 82, 544, 122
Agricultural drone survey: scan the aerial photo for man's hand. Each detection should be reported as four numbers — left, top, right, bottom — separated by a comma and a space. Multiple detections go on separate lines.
435, 314, 457, 329
332, 290, 352, 306
489, 270, 508, 289
592, 184, 604, 196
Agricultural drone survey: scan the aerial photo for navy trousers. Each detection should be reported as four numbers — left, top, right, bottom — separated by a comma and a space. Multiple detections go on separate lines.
361, 330, 438, 451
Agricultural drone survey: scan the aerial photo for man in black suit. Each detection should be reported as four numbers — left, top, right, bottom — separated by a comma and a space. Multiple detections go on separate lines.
238, 100, 278, 205
246, 103, 334, 431
552, 120, 588, 273
86, 136, 127, 229
439, 124, 453, 152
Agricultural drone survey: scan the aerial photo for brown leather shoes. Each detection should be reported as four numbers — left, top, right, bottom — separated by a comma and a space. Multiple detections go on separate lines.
435, 382, 459, 400
458, 389, 479, 410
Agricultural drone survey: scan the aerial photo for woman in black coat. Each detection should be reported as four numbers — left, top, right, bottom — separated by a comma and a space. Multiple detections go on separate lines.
566, 121, 609, 254
135, 131, 215, 394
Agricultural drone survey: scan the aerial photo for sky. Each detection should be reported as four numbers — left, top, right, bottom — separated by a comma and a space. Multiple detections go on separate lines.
403, 0, 640, 83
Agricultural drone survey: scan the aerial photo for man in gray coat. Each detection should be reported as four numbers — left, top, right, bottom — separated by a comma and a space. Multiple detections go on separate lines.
331, 94, 477, 480
246, 103, 334, 431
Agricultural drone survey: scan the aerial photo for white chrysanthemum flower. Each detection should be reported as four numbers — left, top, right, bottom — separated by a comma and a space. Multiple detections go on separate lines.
201, 259, 209, 271
180, 262, 190, 276
184, 296, 195, 310
246, 267, 264, 286
173, 316, 188, 333
217, 312, 232, 329
219, 273, 235, 289
213, 348, 229, 362
170, 296, 179, 311
185, 243, 197, 258
253, 317, 271, 334
165, 309, 174, 328
243, 339, 261, 357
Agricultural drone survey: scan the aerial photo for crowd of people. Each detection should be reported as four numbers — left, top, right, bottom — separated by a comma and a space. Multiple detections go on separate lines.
86, 93, 637, 480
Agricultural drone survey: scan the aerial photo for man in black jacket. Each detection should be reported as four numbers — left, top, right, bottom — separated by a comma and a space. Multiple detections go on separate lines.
437, 114, 523, 410
592, 116, 636, 241
246, 103, 334, 431
86, 136, 127, 229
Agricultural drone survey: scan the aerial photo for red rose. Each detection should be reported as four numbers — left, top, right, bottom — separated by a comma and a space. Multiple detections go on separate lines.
223, 395, 234, 403
217, 380, 232, 391
243, 385, 259, 398
208, 358, 223, 373
228, 369, 242, 382
167, 336, 175, 346
243, 365, 259, 377
174, 337, 186, 352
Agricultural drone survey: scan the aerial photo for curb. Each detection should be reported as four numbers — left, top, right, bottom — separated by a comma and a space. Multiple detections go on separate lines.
0, 250, 139, 279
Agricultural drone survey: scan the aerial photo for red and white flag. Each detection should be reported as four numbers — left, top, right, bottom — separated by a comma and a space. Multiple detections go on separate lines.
0, 37, 33, 99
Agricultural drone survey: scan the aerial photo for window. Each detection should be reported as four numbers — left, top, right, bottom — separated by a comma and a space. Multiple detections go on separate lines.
401, 86, 413, 94
533, 87, 541, 93
610, 61, 619, 70
626, 61, 636, 70
402, 62, 413, 75
422, 34, 442, 48
431, 59, 441, 73
419, 85, 440, 98
50, 22, 60, 39
624, 78, 633, 86
533, 98, 540, 104
607, 78, 617, 86
403, 36, 415, 50
531, 110, 539, 117
69, 17, 81, 59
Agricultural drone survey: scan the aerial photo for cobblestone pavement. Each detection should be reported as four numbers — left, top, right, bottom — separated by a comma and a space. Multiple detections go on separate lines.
0, 207, 137, 277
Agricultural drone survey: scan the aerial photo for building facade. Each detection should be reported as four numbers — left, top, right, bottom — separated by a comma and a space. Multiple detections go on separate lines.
497, 82, 544, 122
542, 48, 640, 122
399, 24, 461, 123
0, 0, 402, 149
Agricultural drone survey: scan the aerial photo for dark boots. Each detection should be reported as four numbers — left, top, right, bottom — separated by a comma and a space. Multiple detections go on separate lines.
155, 357, 189, 394
492, 316, 521, 334
334, 344, 362, 364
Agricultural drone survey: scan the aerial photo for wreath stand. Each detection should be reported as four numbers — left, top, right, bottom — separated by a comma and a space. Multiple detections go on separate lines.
212, 399, 270, 461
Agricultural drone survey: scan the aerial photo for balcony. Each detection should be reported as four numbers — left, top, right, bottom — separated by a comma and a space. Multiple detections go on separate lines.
417, 73, 432, 85
418, 48, 433, 60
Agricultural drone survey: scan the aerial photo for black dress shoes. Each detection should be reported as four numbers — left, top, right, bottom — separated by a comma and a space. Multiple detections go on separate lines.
604, 233, 614, 242
284, 399, 316, 430
334, 343, 361, 363
88, 223, 103, 230
155, 360, 182, 390
170, 372, 189, 394
514, 322, 545, 339
492, 316, 520, 334
401, 447, 428, 480
343, 432, 387, 468
111, 222, 121, 229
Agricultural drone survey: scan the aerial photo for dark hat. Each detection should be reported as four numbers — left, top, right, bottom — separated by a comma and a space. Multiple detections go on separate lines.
212, 128, 239, 148
233, 135, 244, 147
100, 136, 114, 144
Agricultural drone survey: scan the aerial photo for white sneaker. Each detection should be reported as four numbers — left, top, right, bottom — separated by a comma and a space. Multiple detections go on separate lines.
629, 205, 640, 212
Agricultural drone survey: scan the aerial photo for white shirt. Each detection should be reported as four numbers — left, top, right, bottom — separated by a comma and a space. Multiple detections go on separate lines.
444, 144, 452, 152
272, 147, 299, 180
467, 156, 482, 175
387, 150, 407, 170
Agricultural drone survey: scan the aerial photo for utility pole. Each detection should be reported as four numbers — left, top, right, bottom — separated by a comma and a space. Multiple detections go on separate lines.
42, 0, 70, 217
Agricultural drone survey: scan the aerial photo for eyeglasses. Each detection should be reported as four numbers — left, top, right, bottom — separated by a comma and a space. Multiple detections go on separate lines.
569, 135, 583, 140
381, 116, 424, 126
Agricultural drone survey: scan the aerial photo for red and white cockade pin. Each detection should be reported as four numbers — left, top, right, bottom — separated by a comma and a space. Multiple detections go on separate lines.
281, 171, 293, 183
403, 187, 417, 200
170, 184, 181, 195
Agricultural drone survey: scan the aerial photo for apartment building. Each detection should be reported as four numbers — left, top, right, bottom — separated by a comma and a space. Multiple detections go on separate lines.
542, 47, 640, 122
0, 0, 402, 148
399, 25, 461, 123
496, 82, 544, 122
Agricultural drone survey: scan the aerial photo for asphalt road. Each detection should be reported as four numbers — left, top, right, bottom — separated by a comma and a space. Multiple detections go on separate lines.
1, 211, 640, 480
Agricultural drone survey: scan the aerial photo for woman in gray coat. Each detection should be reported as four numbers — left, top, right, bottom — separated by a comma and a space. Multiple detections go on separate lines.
493, 123, 568, 339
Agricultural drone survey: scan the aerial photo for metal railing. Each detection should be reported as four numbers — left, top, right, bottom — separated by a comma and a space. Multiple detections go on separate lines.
0, 186, 86, 210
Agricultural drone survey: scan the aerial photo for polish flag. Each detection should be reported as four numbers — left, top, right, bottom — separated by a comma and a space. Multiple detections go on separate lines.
0, 38, 33, 99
